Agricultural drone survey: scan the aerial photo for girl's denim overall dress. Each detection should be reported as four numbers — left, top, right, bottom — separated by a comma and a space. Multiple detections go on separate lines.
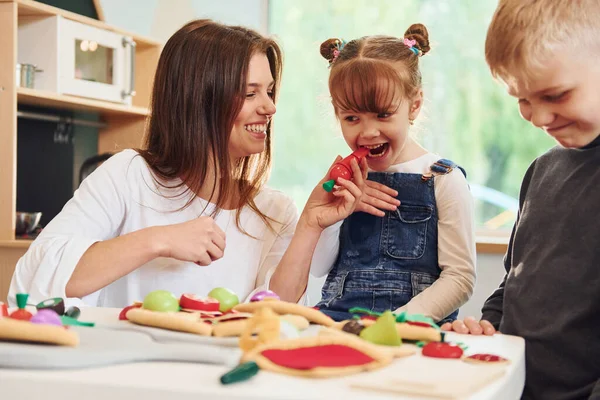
316, 159, 465, 324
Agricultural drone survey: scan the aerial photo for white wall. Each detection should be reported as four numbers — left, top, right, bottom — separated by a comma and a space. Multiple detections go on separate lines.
99, 0, 267, 43
307, 253, 506, 320
459, 253, 506, 319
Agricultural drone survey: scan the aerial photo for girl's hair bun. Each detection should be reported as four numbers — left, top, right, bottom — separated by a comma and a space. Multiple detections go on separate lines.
404, 23, 430, 55
320, 38, 344, 63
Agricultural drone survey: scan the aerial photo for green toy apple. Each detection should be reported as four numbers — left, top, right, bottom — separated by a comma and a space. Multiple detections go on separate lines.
208, 287, 239, 312
142, 290, 180, 312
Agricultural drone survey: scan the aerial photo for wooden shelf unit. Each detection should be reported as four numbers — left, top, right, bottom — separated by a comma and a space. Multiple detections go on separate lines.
0, 0, 161, 300
0, 239, 33, 249
17, 87, 150, 117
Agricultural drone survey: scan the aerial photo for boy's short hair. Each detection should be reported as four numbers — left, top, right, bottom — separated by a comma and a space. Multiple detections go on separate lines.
485, 0, 600, 84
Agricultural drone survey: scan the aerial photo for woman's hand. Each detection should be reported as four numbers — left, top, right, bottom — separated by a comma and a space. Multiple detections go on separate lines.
440, 317, 497, 335
156, 216, 226, 266
355, 180, 400, 217
301, 156, 367, 230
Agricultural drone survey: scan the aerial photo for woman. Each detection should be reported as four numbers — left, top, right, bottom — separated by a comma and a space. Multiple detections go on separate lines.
9, 19, 365, 308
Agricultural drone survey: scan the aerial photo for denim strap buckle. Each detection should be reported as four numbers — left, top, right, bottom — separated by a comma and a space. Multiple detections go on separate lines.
432, 161, 454, 174
421, 173, 433, 182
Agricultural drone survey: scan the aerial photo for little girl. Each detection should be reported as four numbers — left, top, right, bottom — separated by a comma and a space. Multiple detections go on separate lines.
312, 24, 476, 324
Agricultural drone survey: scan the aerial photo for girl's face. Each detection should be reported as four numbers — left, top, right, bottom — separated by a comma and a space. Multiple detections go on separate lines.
508, 48, 600, 149
229, 53, 276, 159
337, 91, 423, 170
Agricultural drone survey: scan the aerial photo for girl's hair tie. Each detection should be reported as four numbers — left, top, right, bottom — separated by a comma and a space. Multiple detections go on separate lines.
330, 40, 347, 66
403, 37, 421, 56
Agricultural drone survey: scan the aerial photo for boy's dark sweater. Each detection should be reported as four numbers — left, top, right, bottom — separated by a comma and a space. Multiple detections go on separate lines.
482, 135, 600, 400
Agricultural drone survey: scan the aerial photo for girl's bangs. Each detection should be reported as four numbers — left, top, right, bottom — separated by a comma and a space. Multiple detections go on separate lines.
330, 60, 405, 113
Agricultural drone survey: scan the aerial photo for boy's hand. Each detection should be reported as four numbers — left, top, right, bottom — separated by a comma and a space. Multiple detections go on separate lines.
440, 316, 497, 335
355, 180, 400, 217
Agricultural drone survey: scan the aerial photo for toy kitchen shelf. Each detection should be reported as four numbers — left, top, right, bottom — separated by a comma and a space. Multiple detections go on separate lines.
0, 0, 162, 299
17, 87, 150, 117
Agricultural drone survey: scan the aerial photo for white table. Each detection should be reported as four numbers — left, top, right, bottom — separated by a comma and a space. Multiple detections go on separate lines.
0, 307, 525, 400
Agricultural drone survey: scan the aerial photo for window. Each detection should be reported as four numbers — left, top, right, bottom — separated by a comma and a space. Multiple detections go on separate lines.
267, 0, 555, 232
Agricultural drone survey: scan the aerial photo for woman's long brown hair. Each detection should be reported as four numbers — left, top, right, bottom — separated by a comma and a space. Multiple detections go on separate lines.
138, 19, 283, 234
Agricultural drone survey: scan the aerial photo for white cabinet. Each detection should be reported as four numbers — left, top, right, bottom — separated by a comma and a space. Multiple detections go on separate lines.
18, 16, 136, 105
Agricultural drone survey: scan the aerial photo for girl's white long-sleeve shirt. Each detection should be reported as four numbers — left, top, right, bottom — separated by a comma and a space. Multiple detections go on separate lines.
9, 149, 300, 308
310, 153, 477, 321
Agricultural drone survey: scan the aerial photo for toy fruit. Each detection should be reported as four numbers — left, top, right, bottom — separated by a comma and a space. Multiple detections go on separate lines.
119, 304, 142, 320
180, 293, 220, 311
422, 342, 464, 359
250, 290, 280, 302
30, 309, 63, 326
36, 297, 66, 316
208, 287, 239, 313
322, 147, 369, 192
0, 301, 8, 317
142, 290, 180, 312
9, 293, 33, 321
359, 310, 402, 346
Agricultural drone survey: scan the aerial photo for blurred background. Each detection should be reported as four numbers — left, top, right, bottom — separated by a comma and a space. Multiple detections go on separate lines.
97, 0, 555, 234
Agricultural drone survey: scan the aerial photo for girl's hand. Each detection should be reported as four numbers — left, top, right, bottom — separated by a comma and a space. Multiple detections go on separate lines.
156, 216, 226, 266
355, 180, 401, 217
440, 317, 497, 335
301, 156, 367, 230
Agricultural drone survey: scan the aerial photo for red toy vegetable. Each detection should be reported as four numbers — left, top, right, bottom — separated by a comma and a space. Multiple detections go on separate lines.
422, 342, 464, 359
119, 303, 142, 320
9, 293, 33, 321
323, 147, 370, 192
180, 293, 220, 312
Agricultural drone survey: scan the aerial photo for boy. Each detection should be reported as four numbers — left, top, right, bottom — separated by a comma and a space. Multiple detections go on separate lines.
441, 1, 600, 399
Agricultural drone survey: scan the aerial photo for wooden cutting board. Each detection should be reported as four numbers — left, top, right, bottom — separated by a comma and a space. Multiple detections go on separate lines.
350, 355, 507, 399
0, 326, 241, 369
98, 320, 239, 347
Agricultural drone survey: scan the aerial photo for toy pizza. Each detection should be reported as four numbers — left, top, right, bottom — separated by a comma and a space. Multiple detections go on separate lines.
121, 290, 310, 338
463, 353, 510, 364
234, 299, 335, 327
125, 308, 213, 335
333, 315, 442, 343
241, 334, 393, 378
318, 326, 416, 358
0, 294, 79, 347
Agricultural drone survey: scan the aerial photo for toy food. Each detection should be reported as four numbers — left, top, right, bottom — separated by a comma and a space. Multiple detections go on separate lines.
250, 290, 280, 302
322, 147, 369, 192
180, 293, 220, 312
142, 290, 180, 312
208, 287, 239, 312
9, 293, 32, 321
